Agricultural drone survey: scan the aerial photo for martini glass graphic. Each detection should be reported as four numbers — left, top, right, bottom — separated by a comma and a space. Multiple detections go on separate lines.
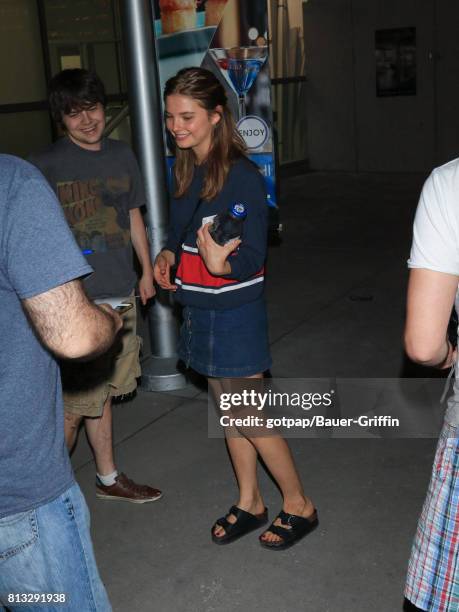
209, 47, 268, 119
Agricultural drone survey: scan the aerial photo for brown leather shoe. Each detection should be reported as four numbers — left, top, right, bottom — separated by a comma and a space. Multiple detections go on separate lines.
96, 472, 162, 503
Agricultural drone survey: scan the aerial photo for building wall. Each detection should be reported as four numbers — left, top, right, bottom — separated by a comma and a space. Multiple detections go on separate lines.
303, 0, 356, 170
0, 0, 51, 157
303, 0, 459, 172
435, 1, 459, 166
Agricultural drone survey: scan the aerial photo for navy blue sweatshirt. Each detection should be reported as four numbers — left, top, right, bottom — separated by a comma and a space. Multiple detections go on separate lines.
164, 157, 268, 310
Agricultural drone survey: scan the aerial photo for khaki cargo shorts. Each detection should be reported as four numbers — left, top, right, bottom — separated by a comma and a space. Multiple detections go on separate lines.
61, 296, 142, 418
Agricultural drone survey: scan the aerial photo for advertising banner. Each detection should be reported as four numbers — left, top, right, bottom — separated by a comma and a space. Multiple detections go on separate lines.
151, 0, 277, 208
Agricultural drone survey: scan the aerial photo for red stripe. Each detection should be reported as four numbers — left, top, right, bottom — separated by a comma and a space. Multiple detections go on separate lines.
177, 251, 263, 288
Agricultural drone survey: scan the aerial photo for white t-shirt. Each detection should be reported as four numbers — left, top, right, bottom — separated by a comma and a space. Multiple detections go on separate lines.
409, 158, 459, 275
408, 157, 459, 426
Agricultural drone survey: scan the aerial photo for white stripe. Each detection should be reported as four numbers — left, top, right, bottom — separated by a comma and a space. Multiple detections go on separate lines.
175, 276, 264, 294
182, 244, 198, 253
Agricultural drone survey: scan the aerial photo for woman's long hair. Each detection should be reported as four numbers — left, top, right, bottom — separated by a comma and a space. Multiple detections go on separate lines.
164, 67, 247, 201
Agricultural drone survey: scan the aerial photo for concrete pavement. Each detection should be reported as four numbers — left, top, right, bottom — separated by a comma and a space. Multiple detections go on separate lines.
71, 171, 439, 612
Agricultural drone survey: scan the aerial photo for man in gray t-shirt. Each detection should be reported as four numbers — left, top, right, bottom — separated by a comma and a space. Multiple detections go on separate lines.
0, 154, 121, 608
29, 69, 162, 504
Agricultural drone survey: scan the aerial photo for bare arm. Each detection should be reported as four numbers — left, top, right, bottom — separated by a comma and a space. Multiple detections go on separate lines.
130, 208, 155, 305
405, 268, 458, 367
23, 279, 122, 360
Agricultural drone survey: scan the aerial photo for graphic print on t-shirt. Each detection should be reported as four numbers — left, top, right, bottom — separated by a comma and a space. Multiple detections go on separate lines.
56, 175, 131, 254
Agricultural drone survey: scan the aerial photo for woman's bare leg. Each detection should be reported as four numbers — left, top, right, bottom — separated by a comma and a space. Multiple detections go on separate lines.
208, 377, 265, 538
249, 435, 315, 543
210, 374, 315, 542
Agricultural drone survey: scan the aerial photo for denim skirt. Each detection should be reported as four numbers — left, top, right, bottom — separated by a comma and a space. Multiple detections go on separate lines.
178, 298, 272, 378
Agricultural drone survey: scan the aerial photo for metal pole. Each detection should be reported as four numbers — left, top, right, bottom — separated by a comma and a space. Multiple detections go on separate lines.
120, 0, 186, 391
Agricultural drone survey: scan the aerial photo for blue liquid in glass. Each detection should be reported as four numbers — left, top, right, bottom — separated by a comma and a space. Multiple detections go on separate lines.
227, 58, 264, 96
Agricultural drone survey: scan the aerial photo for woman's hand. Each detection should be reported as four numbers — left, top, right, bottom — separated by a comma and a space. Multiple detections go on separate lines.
196, 223, 241, 276
153, 249, 177, 291
437, 340, 457, 370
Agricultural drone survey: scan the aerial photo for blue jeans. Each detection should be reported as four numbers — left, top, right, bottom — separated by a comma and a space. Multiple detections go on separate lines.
0, 483, 111, 611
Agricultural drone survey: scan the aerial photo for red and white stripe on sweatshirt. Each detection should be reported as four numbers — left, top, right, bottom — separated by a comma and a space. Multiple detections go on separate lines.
176, 245, 264, 295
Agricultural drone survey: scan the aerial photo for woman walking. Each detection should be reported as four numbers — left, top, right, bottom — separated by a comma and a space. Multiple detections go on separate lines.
154, 67, 317, 549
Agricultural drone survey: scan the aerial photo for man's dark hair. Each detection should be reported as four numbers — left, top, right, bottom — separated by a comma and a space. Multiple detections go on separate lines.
48, 69, 106, 124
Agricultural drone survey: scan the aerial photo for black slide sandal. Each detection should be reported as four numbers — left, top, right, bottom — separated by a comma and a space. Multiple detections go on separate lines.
259, 508, 319, 551
212, 505, 268, 545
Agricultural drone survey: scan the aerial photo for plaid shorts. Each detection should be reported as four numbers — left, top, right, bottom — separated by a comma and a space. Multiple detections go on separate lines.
405, 421, 459, 611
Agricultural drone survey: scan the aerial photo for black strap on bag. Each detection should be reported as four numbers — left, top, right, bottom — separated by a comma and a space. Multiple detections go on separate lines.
447, 306, 458, 349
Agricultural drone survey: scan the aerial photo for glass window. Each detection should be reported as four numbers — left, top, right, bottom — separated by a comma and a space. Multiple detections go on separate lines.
0, 0, 47, 104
